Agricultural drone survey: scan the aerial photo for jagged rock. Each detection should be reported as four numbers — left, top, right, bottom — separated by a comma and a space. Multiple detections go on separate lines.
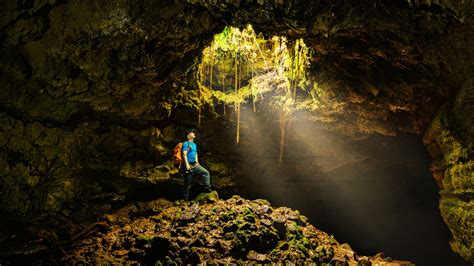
64, 193, 409, 265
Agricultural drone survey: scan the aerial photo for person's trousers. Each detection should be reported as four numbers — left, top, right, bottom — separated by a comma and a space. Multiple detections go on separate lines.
182, 163, 211, 198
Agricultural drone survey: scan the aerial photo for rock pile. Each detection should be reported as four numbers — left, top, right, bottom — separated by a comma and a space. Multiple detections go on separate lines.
65, 192, 412, 265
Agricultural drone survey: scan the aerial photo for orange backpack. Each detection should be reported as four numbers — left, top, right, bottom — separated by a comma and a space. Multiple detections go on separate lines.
172, 142, 190, 168
172, 142, 183, 168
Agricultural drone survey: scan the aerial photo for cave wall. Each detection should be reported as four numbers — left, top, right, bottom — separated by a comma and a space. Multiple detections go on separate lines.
1, 0, 222, 224
423, 78, 474, 261
0, 0, 473, 261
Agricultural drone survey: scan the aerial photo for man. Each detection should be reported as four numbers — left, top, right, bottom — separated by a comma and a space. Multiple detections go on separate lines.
181, 128, 212, 200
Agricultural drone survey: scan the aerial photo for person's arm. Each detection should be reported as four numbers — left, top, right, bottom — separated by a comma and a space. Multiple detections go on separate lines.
182, 142, 191, 170
195, 153, 199, 165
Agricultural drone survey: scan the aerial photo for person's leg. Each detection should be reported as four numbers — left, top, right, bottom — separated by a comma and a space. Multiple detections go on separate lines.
182, 170, 194, 200
192, 164, 211, 191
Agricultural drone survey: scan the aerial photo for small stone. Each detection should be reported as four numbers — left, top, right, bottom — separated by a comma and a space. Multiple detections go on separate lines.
247, 250, 268, 262
113, 249, 128, 256
104, 214, 117, 223
224, 232, 234, 240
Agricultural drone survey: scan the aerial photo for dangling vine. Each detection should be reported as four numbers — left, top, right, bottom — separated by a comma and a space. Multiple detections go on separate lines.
194, 25, 313, 163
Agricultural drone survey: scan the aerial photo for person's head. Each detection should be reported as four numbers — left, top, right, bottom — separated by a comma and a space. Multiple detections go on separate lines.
186, 128, 196, 140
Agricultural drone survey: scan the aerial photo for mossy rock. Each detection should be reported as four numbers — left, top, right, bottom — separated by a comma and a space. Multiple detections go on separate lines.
193, 191, 219, 204
439, 197, 474, 262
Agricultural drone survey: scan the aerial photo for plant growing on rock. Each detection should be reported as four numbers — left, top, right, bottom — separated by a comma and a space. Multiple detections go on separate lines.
195, 25, 312, 163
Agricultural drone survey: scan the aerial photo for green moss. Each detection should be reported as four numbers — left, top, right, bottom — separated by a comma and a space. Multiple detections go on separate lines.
439, 197, 474, 262
444, 161, 474, 191
137, 233, 155, 242
450, 239, 473, 263
220, 209, 236, 221
193, 191, 219, 204
286, 221, 303, 240
302, 237, 310, 248
314, 245, 334, 262
424, 82, 474, 262
224, 232, 234, 240
243, 207, 256, 222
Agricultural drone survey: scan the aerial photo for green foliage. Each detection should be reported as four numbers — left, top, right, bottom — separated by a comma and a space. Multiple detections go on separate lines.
195, 25, 312, 113
194, 25, 314, 152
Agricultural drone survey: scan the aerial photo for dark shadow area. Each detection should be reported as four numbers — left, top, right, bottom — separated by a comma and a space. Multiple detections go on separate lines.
207, 104, 469, 266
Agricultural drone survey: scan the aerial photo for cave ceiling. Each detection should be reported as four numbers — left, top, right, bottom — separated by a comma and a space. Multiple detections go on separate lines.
1, 0, 471, 135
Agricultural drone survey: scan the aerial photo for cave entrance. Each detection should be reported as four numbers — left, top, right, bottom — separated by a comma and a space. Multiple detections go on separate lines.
186, 25, 467, 265
194, 25, 312, 164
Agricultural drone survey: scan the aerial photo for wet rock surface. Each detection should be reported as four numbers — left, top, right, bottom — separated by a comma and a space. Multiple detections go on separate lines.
63, 193, 412, 265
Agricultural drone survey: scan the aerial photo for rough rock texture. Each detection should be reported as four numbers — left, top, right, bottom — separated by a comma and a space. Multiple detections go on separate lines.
63, 193, 412, 265
423, 78, 474, 261
0, 0, 473, 262
189, 0, 472, 136
0, 0, 227, 224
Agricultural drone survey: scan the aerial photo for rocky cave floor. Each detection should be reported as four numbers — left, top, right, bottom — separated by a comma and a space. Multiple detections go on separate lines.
0, 129, 466, 265
28, 192, 415, 265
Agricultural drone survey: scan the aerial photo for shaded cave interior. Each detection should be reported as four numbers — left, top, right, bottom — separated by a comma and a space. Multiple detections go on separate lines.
0, 0, 472, 264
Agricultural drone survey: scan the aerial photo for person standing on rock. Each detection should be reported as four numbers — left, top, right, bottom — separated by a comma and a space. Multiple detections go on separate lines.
181, 128, 212, 200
